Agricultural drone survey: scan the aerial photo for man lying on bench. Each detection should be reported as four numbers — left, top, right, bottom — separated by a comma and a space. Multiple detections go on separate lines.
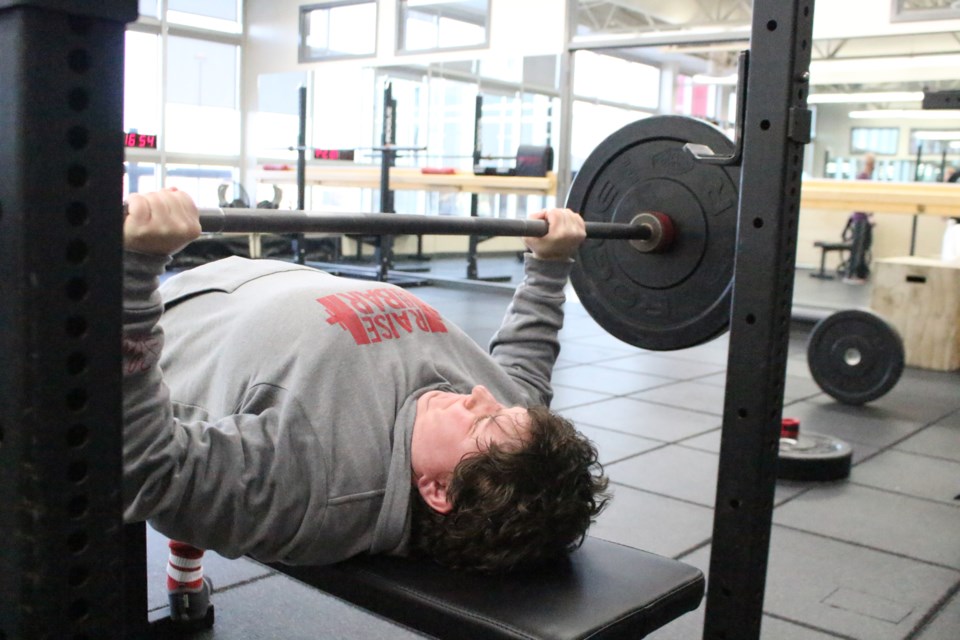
121, 189, 609, 628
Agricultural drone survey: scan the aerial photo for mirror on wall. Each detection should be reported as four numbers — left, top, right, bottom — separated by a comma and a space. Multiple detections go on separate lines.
397, 0, 490, 54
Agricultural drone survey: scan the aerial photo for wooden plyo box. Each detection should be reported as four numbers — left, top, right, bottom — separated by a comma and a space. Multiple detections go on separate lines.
870, 257, 960, 371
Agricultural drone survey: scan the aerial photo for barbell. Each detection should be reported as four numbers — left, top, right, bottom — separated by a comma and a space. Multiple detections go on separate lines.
196, 208, 666, 244
140, 115, 741, 351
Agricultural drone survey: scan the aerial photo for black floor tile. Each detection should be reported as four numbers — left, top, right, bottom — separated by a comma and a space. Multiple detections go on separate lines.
551, 364, 674, 395
587, 487, 714, 559
550, 383, 615, 409
773, 484, 960, 569
576, 424, 663, 465
852, 449, 960, 506
914, 585, 960, 640
681, 527, 959, 640
599, 353, 727, 380
895, 420, 960, 463
629, 381, 727, 417
560, 397, 722, 442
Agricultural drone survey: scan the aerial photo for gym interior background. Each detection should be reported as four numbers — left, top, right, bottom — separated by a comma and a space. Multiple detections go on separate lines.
5, 0, 959, 638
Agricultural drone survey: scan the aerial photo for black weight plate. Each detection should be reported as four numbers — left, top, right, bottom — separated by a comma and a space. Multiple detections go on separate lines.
566, 116, 740, 351
777, 432, 853, 481
807, 309, 905, 405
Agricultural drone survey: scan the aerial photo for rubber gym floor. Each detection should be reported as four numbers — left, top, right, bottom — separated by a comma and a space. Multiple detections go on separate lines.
146, 256, 960, 639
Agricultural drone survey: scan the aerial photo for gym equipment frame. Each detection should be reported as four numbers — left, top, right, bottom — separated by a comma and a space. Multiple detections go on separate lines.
0, 0, 815, 637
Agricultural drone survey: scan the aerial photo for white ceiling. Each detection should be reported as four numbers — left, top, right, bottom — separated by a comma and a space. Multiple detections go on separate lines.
574, 0, 960, 98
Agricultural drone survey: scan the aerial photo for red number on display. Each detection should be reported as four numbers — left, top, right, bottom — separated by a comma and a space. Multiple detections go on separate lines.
124, 132, 158, 149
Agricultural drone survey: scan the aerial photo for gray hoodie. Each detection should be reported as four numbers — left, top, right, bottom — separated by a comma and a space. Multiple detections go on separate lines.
122, 253, 571, 565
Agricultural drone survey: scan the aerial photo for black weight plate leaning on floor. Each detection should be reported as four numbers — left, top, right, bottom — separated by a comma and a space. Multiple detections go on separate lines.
807, 309, 905, 405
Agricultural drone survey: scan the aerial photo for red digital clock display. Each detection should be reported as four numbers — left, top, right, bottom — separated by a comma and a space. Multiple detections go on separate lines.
313, 148, 355, 161
125, 132, 158, 149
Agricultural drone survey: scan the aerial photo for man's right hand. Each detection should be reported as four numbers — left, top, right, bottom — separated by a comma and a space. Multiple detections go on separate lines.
522, 208, 587, 261
124, 188, 202, 256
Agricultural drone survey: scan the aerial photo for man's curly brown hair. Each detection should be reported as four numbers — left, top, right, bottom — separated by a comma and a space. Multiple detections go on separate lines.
410, 406, 609, 574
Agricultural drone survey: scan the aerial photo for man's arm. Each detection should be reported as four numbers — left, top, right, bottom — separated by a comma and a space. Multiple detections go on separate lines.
488, 208, 586, 406
121, 189, 202, 520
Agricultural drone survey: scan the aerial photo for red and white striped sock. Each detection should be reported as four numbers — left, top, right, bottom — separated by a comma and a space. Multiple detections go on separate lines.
167, 540, 205, 593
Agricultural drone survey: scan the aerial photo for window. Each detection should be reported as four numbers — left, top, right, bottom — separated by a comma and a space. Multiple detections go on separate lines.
398, 0, 489, 53
300, 1, 378, 62
124, 31, 161, 135
165, 36, 240, 156
850, 127, 899, 155
573, 51, 660, 110
125, 2, 244, 202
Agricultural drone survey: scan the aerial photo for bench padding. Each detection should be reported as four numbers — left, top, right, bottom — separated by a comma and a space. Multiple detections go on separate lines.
270, 537, 704, 640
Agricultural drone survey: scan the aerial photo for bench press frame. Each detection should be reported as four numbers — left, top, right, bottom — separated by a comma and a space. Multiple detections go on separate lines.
0, 0, 814, 637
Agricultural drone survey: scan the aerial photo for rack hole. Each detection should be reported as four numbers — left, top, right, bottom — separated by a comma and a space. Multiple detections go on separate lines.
746, 314, 756, 325
729, 499, 741, 510
766, 20, 777, 31
753, 217, 764, 229
760, 120, 771, 131
738, 408, 748, 418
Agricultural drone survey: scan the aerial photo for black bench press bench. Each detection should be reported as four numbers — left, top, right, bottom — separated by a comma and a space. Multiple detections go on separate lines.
270, 537, 704, 639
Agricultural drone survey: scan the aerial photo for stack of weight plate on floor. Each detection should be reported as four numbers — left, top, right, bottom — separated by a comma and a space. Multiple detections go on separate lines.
779, 309, 905, 482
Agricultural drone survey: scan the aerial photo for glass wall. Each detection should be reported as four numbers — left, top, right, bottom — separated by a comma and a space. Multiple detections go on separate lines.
569, 50, 661, 173
124, 2, 243, 204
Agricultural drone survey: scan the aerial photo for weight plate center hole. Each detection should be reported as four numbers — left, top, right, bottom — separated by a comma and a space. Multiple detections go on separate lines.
844, 347, 862, 367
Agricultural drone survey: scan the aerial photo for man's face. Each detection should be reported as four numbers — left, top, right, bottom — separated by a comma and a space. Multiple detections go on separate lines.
411, 385, 530, 497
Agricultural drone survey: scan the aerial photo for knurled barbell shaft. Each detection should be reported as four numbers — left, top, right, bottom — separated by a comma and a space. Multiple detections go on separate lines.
197, 208, 653, 241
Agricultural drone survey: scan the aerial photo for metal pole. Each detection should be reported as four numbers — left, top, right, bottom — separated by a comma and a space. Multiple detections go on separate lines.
197, 208, 652, 240
1, 2, 141, 638
467, 94, 483, 279
377, 83, 397, 280
293, 85, 308, 264
704, 0, 815, 637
